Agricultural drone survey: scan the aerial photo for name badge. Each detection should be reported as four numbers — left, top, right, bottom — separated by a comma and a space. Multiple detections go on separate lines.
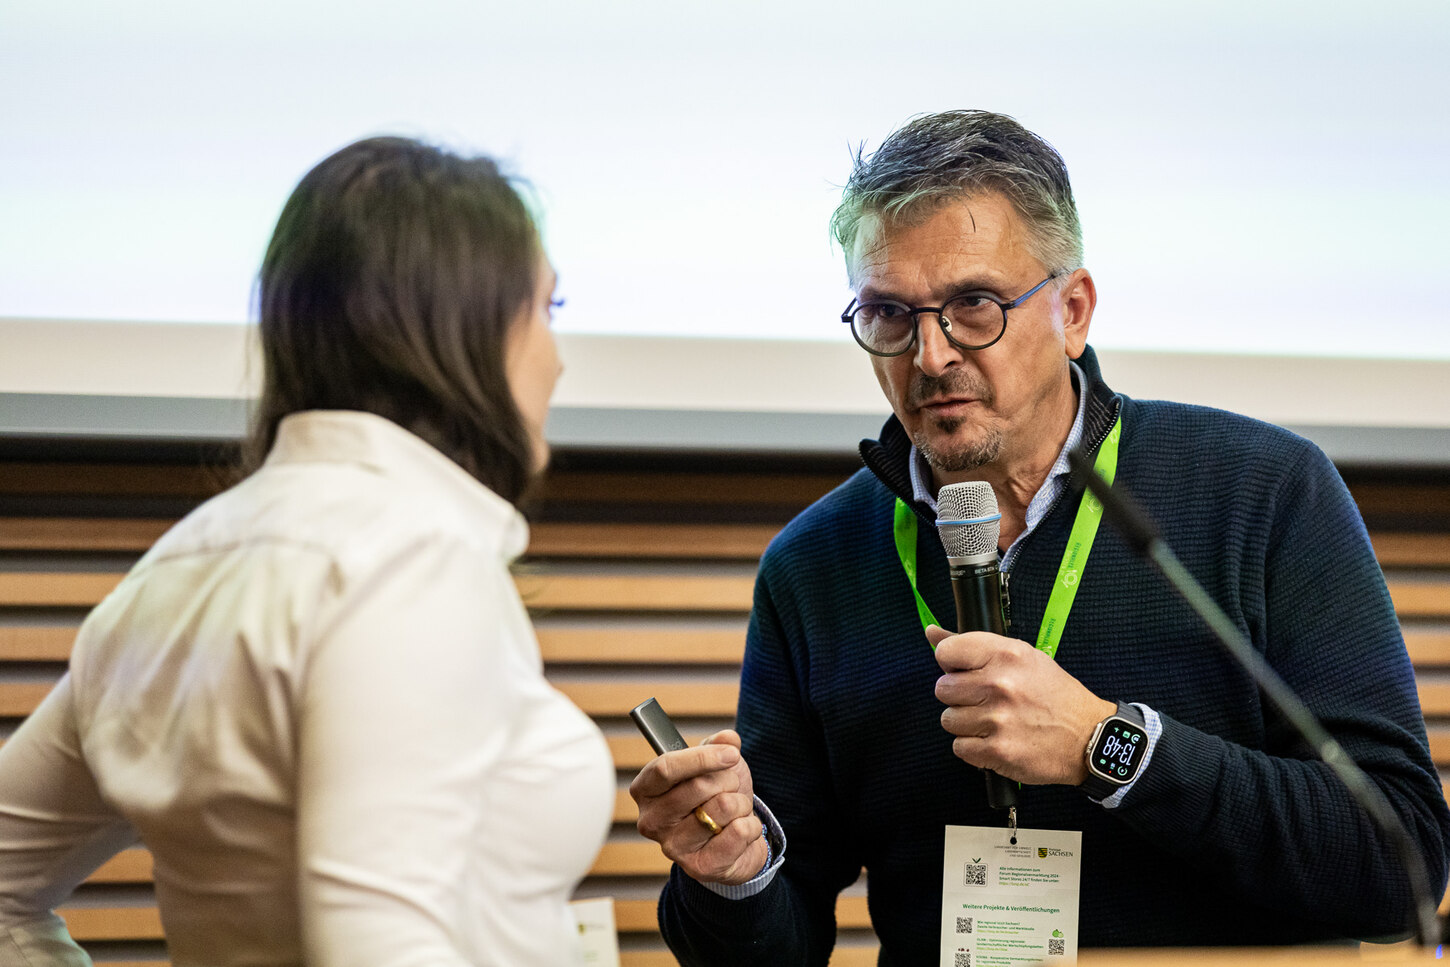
940, 824, 1082, 966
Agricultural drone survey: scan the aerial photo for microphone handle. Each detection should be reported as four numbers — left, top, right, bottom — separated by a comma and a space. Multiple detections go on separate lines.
950, 562, 1006, 637
949, 561, 1019, 811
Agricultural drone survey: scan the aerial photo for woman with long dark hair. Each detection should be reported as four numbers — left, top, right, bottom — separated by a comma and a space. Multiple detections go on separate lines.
0, 137, 613, 965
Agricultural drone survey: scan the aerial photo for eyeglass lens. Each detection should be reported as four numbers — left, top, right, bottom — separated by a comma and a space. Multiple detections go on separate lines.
852, 295, 1004, 354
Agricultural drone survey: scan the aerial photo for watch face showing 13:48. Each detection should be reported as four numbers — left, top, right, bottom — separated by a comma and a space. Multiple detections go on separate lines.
1093, 721, 1144, 781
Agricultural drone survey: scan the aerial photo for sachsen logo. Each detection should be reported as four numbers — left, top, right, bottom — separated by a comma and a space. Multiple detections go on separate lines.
1037, 847, 1075, 858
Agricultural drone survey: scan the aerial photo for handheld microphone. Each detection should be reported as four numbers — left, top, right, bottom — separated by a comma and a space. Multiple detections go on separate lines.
936, 481, 1018, 812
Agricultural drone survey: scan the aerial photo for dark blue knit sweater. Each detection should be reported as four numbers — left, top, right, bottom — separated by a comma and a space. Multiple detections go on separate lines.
660, 347, 1450, 964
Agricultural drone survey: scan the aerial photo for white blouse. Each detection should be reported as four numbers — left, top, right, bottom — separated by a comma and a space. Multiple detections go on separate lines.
0, 411, 614, 966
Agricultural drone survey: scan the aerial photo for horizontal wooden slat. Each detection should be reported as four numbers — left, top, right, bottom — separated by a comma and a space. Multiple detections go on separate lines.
836, 894, 871, 927
613, 898, 661, 932
4, 680, 738, 725
528, 522, 777, 560
3, 570, 1432, 619
619, 954, 688, 967
1426, 731, 1450, 765
0, 518, 171, 552
88, 849, 153, 883
0, 522, 1428, 579
0, 465, 832, 508
539, 470, 844, 508
616, 955, 880, 967
614, 788, 637, 824
591, 841, 671, 876
519, 573, 755, 612
11, 611, 1442, 671
1353, 481, 1450, 524
5, 575, 1437, 618
74, 845, 676, 911
557, 681, 738, 718
0, 682, 53, 717
611, 894, 872, 933
3, 681, 738, 724
0, 518, 781, 561
1373, 533, 1450, 568
1388, 579, 1450, 619
57, 905, 164, 940
0, 572, 124, 607
1418, 682, 1450, 717
538, 627, 745, 664
0, 621, 748, 666
609, 732, 714, 771
0, 463, 221, 498
0, 570, 756, 613
0, 625, 75, 660
618, 955, 675, 967
0, 677, 740, 726
1406, 632, 1450, 667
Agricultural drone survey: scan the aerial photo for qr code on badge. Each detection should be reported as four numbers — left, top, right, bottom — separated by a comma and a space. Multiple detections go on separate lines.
954, 953, 971, 967
955, 916, 973, 934
963, 863, 987, 886
1048, 937, 1066, 956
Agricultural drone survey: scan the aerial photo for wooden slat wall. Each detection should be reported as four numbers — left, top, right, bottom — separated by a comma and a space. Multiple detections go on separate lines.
2, 460, 1449, 965
0, 456, 877, 966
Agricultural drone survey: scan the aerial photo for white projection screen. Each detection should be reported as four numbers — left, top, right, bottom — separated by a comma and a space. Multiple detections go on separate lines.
2, 0, 1447, 457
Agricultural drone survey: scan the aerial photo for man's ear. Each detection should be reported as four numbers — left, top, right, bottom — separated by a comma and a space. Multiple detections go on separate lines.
1060, 268, 1097, 359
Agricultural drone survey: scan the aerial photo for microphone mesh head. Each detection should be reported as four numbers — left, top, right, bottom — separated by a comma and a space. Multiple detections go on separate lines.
936, 481, 1001, 558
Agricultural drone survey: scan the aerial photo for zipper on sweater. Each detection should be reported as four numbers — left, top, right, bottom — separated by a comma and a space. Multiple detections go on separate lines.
1000, 569, 1013, 633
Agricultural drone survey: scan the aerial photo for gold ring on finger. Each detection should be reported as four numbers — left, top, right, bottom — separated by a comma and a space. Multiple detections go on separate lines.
694, 806, 723, 836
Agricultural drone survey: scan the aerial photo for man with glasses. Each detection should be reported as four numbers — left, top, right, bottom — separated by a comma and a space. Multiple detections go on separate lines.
630, 110, 1450, 961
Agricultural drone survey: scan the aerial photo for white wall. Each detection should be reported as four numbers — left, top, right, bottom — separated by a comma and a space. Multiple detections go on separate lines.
2, 0, 1447, 358
3, 1, 1447, 457
4, 318, 1447, 433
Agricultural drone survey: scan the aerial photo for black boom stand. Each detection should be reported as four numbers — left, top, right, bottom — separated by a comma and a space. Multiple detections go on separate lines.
1067, 447, 1441, 949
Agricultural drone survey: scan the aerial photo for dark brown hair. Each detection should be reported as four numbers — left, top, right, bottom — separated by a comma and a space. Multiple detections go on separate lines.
248, 136, 539, 504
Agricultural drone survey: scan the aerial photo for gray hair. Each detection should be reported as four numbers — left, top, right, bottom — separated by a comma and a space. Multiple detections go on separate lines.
831, 110, 1084, 278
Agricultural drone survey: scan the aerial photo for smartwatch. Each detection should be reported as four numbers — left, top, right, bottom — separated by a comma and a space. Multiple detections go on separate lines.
1081, 701, 1149, 800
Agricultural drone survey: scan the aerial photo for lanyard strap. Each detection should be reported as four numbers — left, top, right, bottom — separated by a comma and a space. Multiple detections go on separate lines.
892, 415, 1122, 658
892, 496, 941, 634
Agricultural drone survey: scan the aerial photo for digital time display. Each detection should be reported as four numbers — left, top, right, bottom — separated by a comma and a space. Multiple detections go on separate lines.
1093, 723, 1144, 779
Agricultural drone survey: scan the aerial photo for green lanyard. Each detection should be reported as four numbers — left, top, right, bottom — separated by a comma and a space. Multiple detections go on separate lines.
892, 415, 1122, 659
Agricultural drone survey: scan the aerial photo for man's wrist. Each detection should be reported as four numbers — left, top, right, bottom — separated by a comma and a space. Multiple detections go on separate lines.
1080, 703, 1162, 807
700, 796, 786, 900
1081, 701, 1151, 801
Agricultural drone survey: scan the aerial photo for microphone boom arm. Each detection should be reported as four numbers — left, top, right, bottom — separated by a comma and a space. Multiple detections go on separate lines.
1067, 447, 1440, 949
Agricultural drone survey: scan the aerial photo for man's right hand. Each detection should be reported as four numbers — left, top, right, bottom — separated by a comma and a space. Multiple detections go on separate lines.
629, 729, 769, 886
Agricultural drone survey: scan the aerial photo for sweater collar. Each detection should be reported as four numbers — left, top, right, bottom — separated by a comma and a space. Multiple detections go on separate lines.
858, 344, 1122, 522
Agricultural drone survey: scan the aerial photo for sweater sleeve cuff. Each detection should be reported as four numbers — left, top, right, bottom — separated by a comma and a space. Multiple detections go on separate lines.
701, 796, 786, 900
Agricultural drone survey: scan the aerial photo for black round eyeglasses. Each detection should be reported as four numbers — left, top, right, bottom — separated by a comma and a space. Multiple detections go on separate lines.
840, 275, 1057, 357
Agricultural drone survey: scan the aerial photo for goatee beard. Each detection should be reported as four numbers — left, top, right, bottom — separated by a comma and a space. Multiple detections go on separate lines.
915, 420, 1003, 473
908, 370, 1000, 472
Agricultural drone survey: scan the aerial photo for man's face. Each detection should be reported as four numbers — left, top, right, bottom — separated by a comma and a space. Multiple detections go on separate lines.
848, 192, 1089, 480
